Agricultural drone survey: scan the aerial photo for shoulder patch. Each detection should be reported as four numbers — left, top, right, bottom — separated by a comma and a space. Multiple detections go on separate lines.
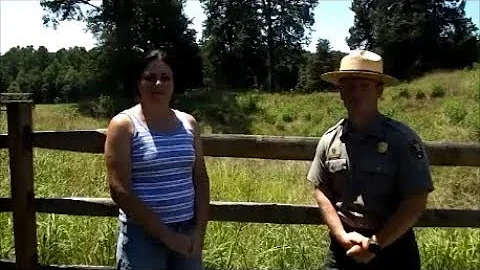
384, 116, 427, 159
409, 139, 425, 159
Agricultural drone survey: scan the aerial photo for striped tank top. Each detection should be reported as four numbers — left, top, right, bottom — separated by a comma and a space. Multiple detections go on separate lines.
118, 108, 196, 224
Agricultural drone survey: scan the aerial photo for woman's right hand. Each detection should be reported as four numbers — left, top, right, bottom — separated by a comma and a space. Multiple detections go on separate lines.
165, 231, 194, 257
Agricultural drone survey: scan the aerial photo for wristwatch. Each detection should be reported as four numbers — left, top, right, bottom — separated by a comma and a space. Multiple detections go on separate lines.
367, 238, 382, 254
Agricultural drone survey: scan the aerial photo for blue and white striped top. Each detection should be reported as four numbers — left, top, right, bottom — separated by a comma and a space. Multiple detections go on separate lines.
119, 108, 196, 224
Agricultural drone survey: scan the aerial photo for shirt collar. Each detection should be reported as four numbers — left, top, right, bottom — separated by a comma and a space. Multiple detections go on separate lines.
340, 113, 385, 141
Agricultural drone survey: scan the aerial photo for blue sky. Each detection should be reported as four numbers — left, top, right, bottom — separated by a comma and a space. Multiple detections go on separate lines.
1, 0, 479, 55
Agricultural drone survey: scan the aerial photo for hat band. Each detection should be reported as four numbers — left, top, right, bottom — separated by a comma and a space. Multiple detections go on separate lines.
339, 69, 384, 75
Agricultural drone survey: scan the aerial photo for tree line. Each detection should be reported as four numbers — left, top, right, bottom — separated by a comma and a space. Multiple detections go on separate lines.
1, 46, 102, 103
1, 0, 478, 107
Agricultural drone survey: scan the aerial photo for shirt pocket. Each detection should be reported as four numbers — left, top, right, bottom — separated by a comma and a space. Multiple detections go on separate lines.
325, 158, 349, 194
360, 161, 394, 195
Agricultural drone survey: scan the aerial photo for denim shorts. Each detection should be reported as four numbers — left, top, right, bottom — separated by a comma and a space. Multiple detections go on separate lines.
115, 218, 203, 270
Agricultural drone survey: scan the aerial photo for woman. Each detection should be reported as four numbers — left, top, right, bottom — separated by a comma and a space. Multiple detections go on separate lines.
104, 49, 210, 269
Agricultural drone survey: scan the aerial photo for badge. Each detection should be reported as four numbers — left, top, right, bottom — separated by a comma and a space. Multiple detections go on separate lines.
328, 148, 341, 159
376, 141, 388, 154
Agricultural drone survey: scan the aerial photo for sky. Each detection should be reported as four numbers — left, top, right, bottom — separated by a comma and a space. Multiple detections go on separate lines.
0, 0, 479, 55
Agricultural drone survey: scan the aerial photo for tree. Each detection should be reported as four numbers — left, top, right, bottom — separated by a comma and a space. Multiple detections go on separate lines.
259, 0, 319, 90
37, 46, 52, 71
0, 45, 100, 103
1, 47, 24, 91
0, 57, 10, 93
297, 38, 347, 92
346, 0, 376, 50
201, 0, 319, 91
41, 0, 203, 102
347, 0, 478, 79
477, 34, 480, 62
434, 0, 479, 69
61, 67, 80, 102
7, 81, 21, 93
200, 0, 264, 89
42, 58, 62, 102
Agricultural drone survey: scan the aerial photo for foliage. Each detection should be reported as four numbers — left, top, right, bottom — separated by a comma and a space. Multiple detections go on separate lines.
395, 86, 411, 99
200, 0, 319, 91
0, 46, 100, 103
443, 99, 468, 124
431, 83, 446, 98
296, 39, 347, 92
415, 90, 426, 100
77, 95, 133, 118
40, 0, 203, 99
1, 0, 478, 110
347, 0, 479, 79
173, 90, 262, 134
0, 68, 479, 269
6, 81, 21, 93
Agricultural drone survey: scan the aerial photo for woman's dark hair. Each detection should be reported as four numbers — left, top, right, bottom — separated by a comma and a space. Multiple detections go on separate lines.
130, 48, 175, 95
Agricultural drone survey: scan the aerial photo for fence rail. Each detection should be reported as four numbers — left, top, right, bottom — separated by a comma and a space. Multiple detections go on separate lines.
1, 93, 480, 269
1, 132, 480, 166
0, 198, 479, 227
0, 260, 113, 270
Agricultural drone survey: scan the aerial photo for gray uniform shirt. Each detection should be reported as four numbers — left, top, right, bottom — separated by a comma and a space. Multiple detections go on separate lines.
307, 114, 434, 230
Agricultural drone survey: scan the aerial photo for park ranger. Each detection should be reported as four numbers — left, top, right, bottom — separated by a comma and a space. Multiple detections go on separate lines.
307, 50, 434, 269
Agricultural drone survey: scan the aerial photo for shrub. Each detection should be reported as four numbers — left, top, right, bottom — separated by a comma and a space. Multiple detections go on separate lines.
282, 112, 294, 123
464, 107, 480, 138
415, 90, 426, 100
395, 86, 410, 99
474, 81, 480, 102
275, 122, 285, 131
77, 95, 133, 118
443, 100, 467, 124
303, 113, 312, 121
431, 84, 446, 98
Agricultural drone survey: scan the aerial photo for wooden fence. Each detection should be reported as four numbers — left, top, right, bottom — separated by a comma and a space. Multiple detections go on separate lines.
1, 93, 480, 269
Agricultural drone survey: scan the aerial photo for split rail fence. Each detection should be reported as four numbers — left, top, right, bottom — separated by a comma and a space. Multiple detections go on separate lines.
1, 93, 479, 269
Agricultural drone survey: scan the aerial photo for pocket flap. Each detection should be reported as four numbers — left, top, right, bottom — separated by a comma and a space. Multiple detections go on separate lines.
326, 159, 348, 173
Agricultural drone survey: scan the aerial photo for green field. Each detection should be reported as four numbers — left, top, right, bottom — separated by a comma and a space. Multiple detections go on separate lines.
1, 66, 479, 269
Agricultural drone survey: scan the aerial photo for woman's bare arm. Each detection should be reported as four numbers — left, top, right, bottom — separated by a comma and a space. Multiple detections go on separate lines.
188, 115, 210, 239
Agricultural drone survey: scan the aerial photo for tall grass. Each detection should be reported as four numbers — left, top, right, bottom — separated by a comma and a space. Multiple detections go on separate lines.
1, 67, 479, 269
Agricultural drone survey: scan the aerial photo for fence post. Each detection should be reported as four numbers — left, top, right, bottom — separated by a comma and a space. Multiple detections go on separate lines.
1, 93, 37, 269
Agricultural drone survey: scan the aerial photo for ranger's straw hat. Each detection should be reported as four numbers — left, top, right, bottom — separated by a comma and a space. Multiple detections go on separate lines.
321, 50, 399, 86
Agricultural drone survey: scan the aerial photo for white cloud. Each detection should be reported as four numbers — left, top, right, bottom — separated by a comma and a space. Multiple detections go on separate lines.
0, 0, 98, 54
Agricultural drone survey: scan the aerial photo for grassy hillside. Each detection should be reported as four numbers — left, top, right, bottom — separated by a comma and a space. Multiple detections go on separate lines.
0, 66, 479, 269
177, 66, 479, 142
